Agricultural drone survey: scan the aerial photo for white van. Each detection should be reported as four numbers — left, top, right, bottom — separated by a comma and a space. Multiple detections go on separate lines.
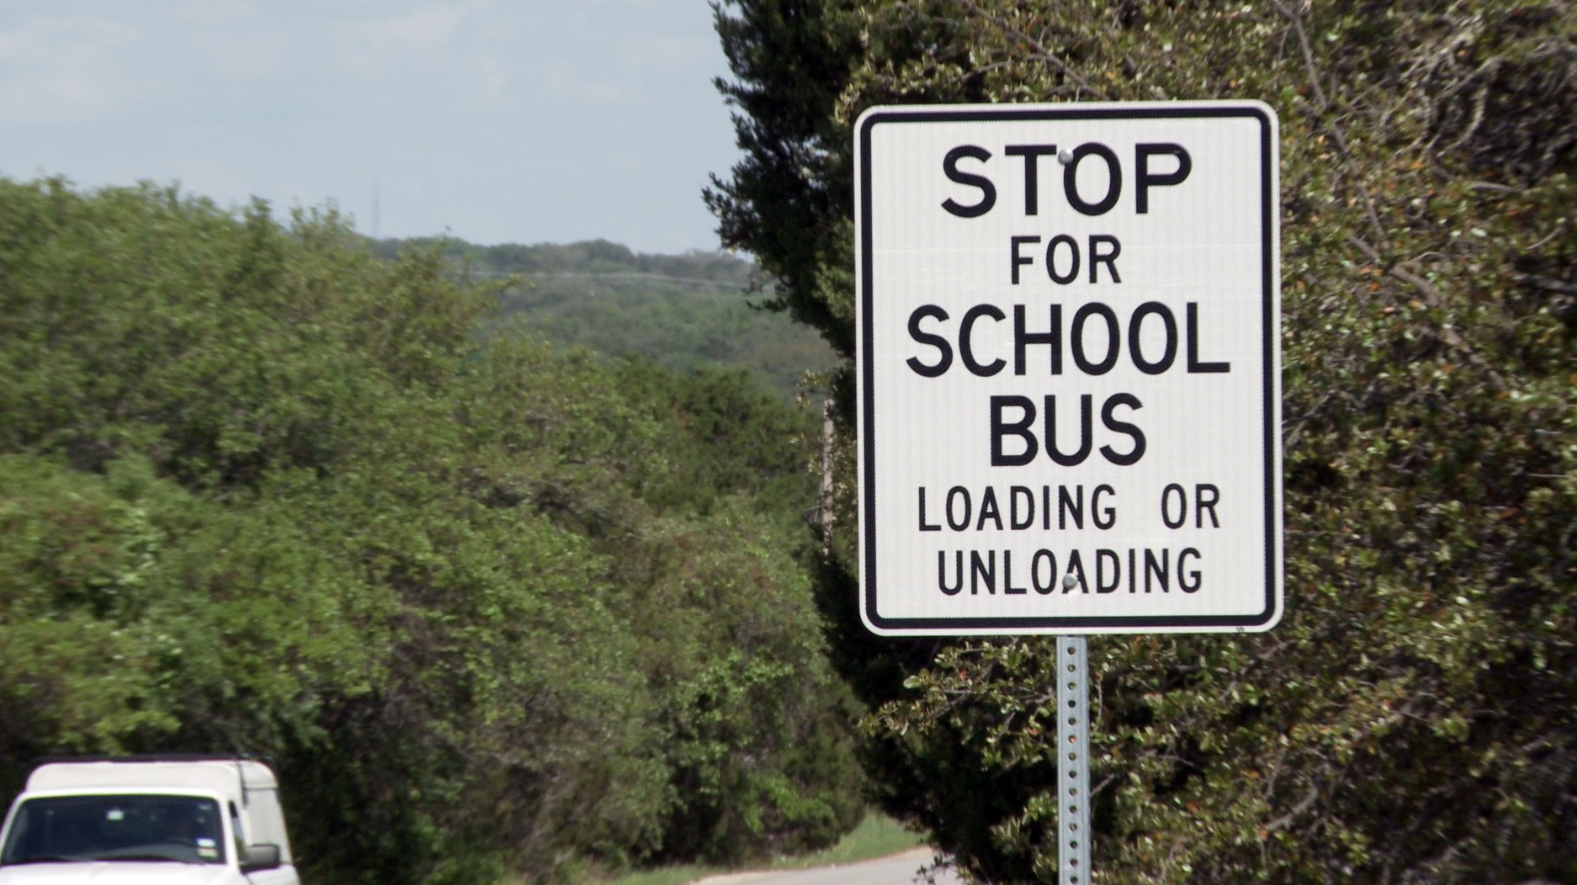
0, 758, 298, 885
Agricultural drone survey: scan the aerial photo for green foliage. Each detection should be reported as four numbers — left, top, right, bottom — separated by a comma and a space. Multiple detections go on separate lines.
713, 1, 1577, 882
0, 451, 381, 786
627, 501, 864, 862
367, 236, 840, 400
609, 359, 821, 516
369, 237, 751, 283
0, 178, 861, 883
0, 454, 184, 756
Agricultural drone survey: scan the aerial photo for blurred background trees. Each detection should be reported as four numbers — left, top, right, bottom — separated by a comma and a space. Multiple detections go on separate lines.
367, 236, 839, 401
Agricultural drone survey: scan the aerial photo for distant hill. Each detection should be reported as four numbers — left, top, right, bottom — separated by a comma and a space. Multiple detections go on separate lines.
368, 237, 837, 398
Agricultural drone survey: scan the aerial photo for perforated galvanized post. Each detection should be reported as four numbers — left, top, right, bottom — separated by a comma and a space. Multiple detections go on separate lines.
1057, 634, 1090, 885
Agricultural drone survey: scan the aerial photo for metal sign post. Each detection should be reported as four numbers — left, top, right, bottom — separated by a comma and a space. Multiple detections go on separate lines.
1056, 634, 1090, 884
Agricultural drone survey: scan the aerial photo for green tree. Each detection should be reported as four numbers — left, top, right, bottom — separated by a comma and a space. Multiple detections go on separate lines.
712, 2, 1577, 882
0, 177, 863, 883
707, 0, 867, 358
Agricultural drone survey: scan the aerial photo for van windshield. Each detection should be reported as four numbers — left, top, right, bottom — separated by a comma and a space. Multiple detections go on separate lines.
0, 795, 225, 865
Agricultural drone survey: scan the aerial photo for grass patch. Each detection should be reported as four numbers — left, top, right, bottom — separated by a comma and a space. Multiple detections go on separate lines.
768, 812, 926, 869
591, 813, 926, 885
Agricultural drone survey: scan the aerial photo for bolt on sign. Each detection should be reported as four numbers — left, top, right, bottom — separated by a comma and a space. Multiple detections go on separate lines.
855, 102, 1282, 636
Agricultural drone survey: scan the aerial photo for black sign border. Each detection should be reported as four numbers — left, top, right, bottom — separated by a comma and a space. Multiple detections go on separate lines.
857, 104, 1281, 633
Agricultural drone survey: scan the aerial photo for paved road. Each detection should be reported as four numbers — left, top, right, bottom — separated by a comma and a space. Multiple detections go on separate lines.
692, 849, 963, 885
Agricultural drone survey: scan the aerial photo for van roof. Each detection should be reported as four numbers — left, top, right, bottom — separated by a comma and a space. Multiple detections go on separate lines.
26, 760, 278, 796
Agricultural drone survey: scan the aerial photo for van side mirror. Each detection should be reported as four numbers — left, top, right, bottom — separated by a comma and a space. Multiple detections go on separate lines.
241, 843, 282, 871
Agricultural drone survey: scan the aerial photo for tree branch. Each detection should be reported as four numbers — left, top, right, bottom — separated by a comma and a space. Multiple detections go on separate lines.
957, 0, 1107, 99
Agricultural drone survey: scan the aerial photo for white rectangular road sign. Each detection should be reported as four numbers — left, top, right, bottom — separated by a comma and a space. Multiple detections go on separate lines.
855, 102, 1281, 636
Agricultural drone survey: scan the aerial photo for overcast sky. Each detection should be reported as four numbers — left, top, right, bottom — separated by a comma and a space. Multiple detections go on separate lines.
0, 1, 743, 254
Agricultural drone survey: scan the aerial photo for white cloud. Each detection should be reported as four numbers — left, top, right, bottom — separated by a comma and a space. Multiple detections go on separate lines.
335, 2, 478, 80
607, 23, 715, 74
529, 52, 634, 107
375, 5, 463, 51
0, 15, 143, 125
170, 0, 258, 26
475, 53, 507, 105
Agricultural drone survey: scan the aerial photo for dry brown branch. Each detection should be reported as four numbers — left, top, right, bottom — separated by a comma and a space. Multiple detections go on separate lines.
1270, 0, 1390, 245
1516, 273, 1577, 295
1345, 233, 1510, 390
1264, 783, 1320, 832
956, 0, 1107, 99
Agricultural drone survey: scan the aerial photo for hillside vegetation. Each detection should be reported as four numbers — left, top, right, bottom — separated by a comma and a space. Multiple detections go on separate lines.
710, 1, 1577, 883
368, 237, 840, 399
0, 179, 863, 885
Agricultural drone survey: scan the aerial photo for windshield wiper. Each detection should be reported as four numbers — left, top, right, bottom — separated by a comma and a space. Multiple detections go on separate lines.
5, 855, 80, 864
